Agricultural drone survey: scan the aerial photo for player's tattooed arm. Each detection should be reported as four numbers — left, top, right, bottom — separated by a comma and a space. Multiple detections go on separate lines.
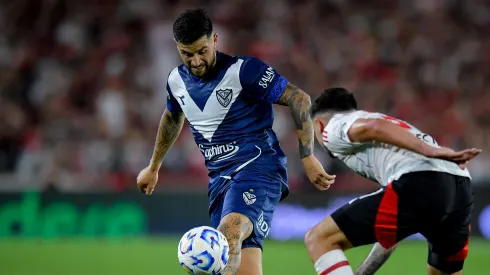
217, 213, 253, 275
276, 83, 313, 159
276, 83, 334, 190
149, 109, 185, 171
355, 243, 396, 275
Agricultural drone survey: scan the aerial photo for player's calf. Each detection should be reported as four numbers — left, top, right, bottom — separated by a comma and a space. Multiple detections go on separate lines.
304, 216, 355, 275
217, 212, 254, 275
355, 243, 396, 275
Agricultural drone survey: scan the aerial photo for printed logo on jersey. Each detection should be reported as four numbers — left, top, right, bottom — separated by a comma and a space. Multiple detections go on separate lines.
256, 211, 270, 238
258, 67, 275, 88
216, 89, 233, 107
167, 60, 243, 142
178, 95, 185, 105
242, 191, 256, 205
199, 142, 239, 162
416, 133, 438, 146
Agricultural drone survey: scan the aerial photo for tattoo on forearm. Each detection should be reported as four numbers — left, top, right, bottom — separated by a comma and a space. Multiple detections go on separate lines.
218, 214, 253, 275
277, 83, 314, 158
151, 109, 185, 166
355, 243, 396, 275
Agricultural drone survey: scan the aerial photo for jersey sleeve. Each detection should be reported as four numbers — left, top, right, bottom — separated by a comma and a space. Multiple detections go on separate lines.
239, 57, 289, 103
324, 111, 367, 155
166, 81, 182, 113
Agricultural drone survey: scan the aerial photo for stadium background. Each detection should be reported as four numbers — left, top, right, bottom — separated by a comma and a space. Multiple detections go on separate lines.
0, 0, 489, 274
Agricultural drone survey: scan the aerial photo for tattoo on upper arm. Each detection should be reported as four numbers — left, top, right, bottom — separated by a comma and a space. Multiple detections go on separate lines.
217, 213, 253, 275
277, 83, 314, 158
151, 109, 185, 165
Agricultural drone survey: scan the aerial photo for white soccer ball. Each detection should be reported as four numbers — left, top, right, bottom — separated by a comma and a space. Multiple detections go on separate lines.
178, 226, 229, 274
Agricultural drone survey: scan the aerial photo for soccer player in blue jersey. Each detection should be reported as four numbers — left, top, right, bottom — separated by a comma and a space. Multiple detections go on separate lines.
136, 9, 335, 275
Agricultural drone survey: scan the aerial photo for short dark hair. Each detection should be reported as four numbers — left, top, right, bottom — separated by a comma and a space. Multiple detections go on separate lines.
173, 9, 213, 44
310, 87, 358, 117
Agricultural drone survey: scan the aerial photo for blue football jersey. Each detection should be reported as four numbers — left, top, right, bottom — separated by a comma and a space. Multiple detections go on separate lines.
166, 52, 289, 198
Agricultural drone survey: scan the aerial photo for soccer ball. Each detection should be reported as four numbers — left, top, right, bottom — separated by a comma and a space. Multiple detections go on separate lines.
178, 226, 229, 274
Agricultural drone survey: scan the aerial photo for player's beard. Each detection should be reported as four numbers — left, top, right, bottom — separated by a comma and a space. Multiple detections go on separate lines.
190, 63, 209, 77
189, 51, 217, 78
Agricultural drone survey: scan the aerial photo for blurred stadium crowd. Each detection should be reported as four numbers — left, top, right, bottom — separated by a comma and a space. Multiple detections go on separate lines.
1, 0, 490, 192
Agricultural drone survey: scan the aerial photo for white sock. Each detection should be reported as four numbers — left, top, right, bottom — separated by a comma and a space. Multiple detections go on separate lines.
314, 249, 354, 275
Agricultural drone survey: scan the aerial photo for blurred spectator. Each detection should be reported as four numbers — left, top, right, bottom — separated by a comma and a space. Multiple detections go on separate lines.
1, 0, 490, 193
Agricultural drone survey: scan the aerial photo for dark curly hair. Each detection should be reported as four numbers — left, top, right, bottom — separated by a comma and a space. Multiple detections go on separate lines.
173, 9, 213, 44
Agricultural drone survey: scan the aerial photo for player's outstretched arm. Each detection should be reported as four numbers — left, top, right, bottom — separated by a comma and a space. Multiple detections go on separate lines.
137, 109, 185, 195
348, 118, 432, 155
347, 118, 481, 165
355, 243, 396, 275
276, 83, 335, 190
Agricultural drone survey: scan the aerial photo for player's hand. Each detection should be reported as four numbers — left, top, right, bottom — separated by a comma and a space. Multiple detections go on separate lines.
301, 155, 336, 191
136, 166, 159, 195
427, 147, 482, 168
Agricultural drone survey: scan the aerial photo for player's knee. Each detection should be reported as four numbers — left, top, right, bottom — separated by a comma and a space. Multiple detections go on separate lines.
217, 212, 254, 249
304, 216, 342, 252
304, 224, 330, 251
304, 227, 318, 252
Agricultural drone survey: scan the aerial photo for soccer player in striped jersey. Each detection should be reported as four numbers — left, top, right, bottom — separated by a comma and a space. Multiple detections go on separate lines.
306, 87, 480, 275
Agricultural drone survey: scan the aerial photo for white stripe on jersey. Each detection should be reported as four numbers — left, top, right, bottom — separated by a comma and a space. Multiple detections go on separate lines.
167, 59, 244, 142
219, 145, 262, 180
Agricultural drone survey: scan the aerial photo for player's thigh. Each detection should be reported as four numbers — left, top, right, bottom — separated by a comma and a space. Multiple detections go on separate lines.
238, 247, 263, 275
219, 179, 282, 250
424, 204, 472, 274
328, 187, 388, 249
304, 188, 390, 262
218, 212, 254, 246
331, 183, 419, 249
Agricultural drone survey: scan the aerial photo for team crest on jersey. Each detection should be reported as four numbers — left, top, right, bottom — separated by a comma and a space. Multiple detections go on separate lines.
242, 191, 256, 205
216, 89, 233, 107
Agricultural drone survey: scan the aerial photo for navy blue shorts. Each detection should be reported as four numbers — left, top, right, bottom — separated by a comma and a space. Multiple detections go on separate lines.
209, 157, 287, 250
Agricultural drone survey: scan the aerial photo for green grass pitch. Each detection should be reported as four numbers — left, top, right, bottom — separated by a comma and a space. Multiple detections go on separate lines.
0, 238, 488, 274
